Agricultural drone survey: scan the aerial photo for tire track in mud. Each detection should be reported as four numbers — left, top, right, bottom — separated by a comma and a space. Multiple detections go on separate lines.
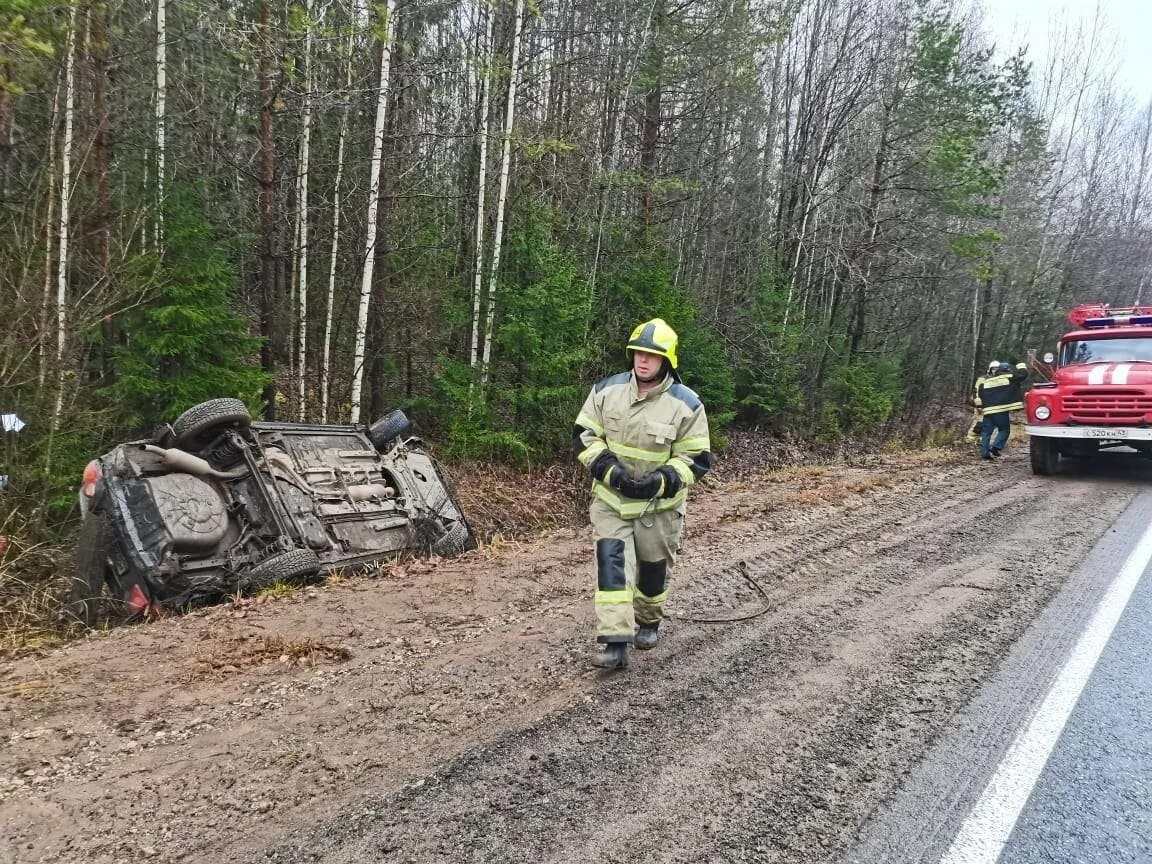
261, 462, 1133, 864
670, 460, 1030, 622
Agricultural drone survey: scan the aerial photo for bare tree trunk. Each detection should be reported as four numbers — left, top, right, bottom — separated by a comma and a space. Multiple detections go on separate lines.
52, 2, 80, 427
586, 3, 656, 329
92, 3, 112, 280
349, 0, 397, 424
478, 0, 525, 391
320, 28, 354, 424
1127, 100, 1152, 227
637, 0, 665, 234
467, 3, 494, 370
295, 2, 313, 421
154, 0, 166, 250
0, 61, 12, 197
258, 0, 279, 419
38, 78, 62, 391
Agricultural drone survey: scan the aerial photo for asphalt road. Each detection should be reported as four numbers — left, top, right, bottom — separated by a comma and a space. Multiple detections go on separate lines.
998, 510, 1152, 864
847, 488, 1152, 864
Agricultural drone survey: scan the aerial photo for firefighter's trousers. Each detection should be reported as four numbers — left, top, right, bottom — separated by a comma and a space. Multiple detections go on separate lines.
590, 498, 684, 643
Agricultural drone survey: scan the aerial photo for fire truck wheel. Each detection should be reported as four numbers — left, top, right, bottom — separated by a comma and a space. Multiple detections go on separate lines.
1030, 436, 1059, 476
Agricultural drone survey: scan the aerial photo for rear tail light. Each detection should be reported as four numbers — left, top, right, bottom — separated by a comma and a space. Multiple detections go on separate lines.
81, 461, 101, 498
126, 584, 151, 616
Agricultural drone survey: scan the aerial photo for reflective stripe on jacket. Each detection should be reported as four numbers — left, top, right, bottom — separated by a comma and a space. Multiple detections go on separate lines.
976, 363, 1028, 415
573, 371, 711, 518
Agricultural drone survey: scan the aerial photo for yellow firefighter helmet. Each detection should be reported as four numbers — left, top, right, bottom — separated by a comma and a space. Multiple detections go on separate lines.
626, 318, 679, 369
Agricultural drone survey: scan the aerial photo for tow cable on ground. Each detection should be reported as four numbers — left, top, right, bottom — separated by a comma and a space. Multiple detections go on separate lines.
669, 560, 774, 624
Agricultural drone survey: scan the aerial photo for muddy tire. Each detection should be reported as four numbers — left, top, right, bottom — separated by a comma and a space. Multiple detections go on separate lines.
426, 455, 476, 555
1030, 436, 1059, 476
431, 519, 474, 557
173, 398, 251, 449
368, 409, 412, 451
241, 548, 321, 592
63, 516, 113, 625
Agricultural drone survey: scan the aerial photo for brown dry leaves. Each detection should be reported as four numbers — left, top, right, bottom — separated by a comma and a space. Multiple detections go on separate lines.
453, 461, 586, 542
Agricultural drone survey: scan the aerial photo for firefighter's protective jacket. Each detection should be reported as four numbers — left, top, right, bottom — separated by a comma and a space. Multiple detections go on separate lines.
573, 371, 711, 517
976, 363, 1028, 414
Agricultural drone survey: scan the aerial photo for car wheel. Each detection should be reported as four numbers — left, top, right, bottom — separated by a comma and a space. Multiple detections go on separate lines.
172, 398, 252, 449
368, 409, 412, 451
431, 519, 474, 557
414, 447, 476, 554
241, 548, 322, 593
63, 516, 113, 625
1030, 436, 1059, 476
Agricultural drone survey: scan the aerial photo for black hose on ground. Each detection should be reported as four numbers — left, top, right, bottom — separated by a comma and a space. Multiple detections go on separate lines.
670, 560, 774, 624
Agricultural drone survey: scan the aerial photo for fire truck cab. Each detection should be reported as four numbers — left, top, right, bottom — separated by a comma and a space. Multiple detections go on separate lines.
1026, 304, 1152, 475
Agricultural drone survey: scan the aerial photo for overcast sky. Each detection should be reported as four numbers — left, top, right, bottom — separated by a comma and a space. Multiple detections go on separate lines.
980, 0, 1152, 106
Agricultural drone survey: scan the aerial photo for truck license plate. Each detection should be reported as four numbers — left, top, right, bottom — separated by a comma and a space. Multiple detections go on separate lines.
1086, 428, 1127, 439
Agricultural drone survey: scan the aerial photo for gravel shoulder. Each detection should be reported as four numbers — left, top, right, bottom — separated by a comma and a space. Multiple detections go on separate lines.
1, 449, 1138, 864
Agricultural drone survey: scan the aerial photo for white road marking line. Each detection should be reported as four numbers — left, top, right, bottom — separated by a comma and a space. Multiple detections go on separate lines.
1088, 364, 1110, 385
1111, 363, 1133, 385
939, 517, 1152, 864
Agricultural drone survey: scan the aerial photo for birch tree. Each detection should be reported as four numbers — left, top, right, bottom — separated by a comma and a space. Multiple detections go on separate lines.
154, 0, 166, 250
37, 78, 60, 391
478, 0, 525, 390
257, 0, 280, 417
349, 0, 396, 424
467, 2, 495, 370
320, 26, 356, 424
295, 1, 314, 421
50, 1, 79, 426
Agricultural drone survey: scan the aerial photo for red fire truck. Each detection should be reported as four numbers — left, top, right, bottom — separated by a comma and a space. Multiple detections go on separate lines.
1026, 304, 1152, 475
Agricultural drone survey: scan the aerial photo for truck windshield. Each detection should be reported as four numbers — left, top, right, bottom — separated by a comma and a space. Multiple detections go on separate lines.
1061, 337, 1152, 365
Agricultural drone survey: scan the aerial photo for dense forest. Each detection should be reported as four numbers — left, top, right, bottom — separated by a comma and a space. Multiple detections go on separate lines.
2, 0, 1151, 518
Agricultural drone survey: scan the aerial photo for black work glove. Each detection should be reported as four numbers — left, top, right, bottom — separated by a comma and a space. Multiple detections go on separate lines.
618, 466, 682, 500
616, 471, 661, 500
588, 450, 630, 493
654, 465, 683, 498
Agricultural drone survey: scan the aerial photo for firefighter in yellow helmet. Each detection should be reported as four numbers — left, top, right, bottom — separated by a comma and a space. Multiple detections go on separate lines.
572, 318, 712, 669
967, 360, 1000, 443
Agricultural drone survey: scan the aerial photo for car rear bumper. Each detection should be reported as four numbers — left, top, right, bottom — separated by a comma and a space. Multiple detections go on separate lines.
1026, 424, 1152, 440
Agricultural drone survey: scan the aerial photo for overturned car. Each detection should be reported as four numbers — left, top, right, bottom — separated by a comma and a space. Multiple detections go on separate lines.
68, 398, 473, 619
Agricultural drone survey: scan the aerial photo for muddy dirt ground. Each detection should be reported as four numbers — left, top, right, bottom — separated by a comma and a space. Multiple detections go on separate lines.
0, 448, 1138, 864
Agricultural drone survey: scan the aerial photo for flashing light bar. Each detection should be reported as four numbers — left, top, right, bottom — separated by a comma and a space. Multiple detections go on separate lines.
1069, 304, 1152, 327
1083, 314, 1152, 328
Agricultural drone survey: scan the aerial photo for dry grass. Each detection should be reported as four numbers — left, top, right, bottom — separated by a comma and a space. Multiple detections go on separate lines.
0, 507, 82, 660
452, 461, 586, 542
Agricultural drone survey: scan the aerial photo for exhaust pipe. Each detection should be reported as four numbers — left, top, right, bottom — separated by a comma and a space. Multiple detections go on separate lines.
141, 445, 248, 480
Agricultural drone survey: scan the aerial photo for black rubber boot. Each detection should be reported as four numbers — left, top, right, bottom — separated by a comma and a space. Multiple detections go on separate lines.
634, 623, 660, 650
591, 642, 630, 669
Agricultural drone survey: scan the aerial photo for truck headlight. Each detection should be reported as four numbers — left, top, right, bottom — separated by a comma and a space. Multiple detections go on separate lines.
1034, 405, 1051, 421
